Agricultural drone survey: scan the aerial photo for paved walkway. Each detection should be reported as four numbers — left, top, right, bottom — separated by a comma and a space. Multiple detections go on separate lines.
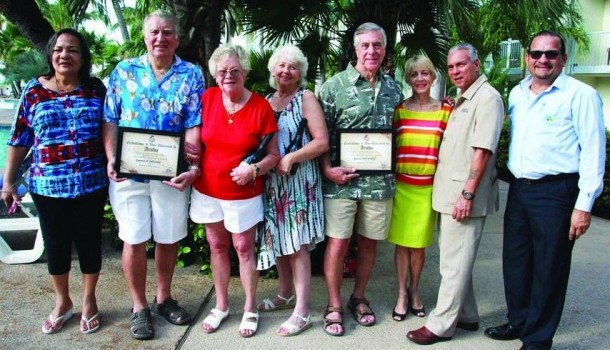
0, 181, 608, 349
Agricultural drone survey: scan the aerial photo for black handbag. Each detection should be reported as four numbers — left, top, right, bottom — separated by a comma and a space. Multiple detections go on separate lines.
284, 118, 308, 175
242, 132, 274, 164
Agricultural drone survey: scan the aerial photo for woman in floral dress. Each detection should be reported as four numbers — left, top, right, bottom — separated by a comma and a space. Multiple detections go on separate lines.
257, 44, 329, 336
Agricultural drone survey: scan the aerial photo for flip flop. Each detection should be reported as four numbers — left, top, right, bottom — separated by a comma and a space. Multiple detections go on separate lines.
276, 313, 312, 337
257, 294, 296, 312
42, 308, 73, 334
201, 308, 229, 333
80, 312, 101, 334
238, 311, 259, 338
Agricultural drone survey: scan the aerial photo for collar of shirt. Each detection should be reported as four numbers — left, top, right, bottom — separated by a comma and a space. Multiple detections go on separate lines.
132, 54, 189, 75
345, 63, 384, 86
459, 74, 489, 102
517, 72, 568, 95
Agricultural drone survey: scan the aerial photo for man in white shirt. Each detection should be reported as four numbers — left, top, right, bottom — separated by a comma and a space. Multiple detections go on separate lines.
485, 30, 606, 350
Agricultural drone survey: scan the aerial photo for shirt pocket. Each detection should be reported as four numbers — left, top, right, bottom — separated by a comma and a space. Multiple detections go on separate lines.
450, 170, 470, 183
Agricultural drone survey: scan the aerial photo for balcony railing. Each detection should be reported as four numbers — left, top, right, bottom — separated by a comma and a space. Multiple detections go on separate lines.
490, 32, 610, 76
484, 39, 523, 78
499, 39, 523, 69
568, 31, 610, 75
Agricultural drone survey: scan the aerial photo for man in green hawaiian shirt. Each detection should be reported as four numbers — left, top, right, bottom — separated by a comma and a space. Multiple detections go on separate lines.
318, 22, 403, 336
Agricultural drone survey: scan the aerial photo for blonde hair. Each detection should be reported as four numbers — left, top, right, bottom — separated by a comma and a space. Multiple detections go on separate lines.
404, 55, 436, 82
267, 44, 309, 89
208, 43, 251, 76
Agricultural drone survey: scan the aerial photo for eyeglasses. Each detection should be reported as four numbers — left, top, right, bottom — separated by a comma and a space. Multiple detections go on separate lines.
528, 50, 562, 60
216, 69, 242, 78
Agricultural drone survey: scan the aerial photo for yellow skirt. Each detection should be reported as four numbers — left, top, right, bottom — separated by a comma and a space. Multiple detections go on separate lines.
387, 181, 435, 248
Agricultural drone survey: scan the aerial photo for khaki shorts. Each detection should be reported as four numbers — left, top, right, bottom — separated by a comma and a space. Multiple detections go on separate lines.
324, 198, 393, 240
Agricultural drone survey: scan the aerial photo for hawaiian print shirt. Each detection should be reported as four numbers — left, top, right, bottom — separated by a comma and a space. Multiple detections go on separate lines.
104, 54, 204, 132
318, 64, 403, 200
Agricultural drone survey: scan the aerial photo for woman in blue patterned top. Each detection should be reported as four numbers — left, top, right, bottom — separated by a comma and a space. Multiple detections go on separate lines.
2, 28, 108, 335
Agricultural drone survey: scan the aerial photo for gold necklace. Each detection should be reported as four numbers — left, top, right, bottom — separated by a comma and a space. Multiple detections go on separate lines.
227, 106, 236, 124
224, 97, 243, 124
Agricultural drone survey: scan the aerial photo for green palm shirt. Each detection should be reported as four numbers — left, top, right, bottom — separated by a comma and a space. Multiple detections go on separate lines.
318, 64, 404, 200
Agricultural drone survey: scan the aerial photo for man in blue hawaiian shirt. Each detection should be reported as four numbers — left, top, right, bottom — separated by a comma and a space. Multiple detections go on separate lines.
102, 9, 204, 340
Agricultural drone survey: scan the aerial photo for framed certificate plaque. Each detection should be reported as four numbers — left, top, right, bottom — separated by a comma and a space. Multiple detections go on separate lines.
115, 127, 184, 181
336, 128, 395, 174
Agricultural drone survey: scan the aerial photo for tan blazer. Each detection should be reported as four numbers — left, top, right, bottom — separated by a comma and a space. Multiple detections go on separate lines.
432, 74, 504, 217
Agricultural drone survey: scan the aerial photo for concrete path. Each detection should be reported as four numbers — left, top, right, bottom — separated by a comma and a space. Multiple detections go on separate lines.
1, 181, 608, 349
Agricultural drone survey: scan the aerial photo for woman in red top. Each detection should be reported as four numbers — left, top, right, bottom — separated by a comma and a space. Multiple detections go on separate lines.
190, 44, 279, 338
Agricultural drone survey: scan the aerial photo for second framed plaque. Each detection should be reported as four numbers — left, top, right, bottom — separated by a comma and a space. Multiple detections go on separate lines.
336, 128, 395, 174
115, 127, 184, 181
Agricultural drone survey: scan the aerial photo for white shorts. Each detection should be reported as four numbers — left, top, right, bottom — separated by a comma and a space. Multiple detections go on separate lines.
189, 189, 263, 233
109, 180, 189, 245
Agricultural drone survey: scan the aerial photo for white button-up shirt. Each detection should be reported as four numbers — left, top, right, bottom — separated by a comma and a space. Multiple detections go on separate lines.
507, 73, 606, 211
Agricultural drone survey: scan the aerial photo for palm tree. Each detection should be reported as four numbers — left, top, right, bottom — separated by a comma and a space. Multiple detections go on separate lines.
168, 0, 236, 85
67, 0, 130, 42
237, 0, 588, 87
0, 0, 54, 53
236, 0, 457, 81
0, 0, 591, 87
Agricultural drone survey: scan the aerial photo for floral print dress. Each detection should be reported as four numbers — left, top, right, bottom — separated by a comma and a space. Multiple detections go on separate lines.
257, 89, 325, 270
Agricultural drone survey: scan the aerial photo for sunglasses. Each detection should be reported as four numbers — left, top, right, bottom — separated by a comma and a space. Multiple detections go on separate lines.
528, 50, 562, 60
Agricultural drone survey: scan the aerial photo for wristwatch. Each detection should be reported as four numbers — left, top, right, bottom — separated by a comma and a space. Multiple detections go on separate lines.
461, 190, 475, 200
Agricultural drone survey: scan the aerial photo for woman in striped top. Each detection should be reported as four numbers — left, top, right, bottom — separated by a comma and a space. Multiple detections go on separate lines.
388, 55, 452, 321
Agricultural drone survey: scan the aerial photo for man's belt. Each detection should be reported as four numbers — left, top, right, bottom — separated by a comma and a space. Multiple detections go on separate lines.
513, 172, 579, 185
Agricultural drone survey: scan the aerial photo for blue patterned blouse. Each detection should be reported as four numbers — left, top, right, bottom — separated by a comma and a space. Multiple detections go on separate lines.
8, 78, 108, 198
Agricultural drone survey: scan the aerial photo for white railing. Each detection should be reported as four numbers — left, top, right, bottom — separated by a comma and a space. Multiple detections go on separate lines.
490, 32, 610, 76
498, 39, 523, 69
569, 31, 610, 74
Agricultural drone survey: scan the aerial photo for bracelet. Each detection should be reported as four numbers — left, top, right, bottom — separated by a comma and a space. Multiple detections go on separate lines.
188, 164, 201, 175
1, 183, 16, 193
250, 164, 260, 184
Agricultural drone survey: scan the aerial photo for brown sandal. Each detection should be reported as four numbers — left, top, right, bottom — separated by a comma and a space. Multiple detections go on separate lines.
323, 305, 344, 336
347, 295, 376, 326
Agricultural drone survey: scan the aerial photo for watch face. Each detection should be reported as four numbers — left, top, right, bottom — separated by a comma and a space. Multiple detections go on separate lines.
462, 190, 474, 200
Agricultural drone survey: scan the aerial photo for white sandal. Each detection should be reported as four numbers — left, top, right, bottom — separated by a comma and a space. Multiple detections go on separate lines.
276, 313, 312, 337
257, 294, 296, 312
201, 308, 229, 334
238, 311, 259, 338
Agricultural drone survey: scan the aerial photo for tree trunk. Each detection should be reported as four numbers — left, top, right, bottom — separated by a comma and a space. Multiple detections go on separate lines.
200, 2, 222, 86
111, 0, 130, 42
171, 0, 223, 87
0, 0, 55, 53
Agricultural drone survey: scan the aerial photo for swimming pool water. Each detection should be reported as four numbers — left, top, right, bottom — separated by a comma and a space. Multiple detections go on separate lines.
0, 126, 10, 169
